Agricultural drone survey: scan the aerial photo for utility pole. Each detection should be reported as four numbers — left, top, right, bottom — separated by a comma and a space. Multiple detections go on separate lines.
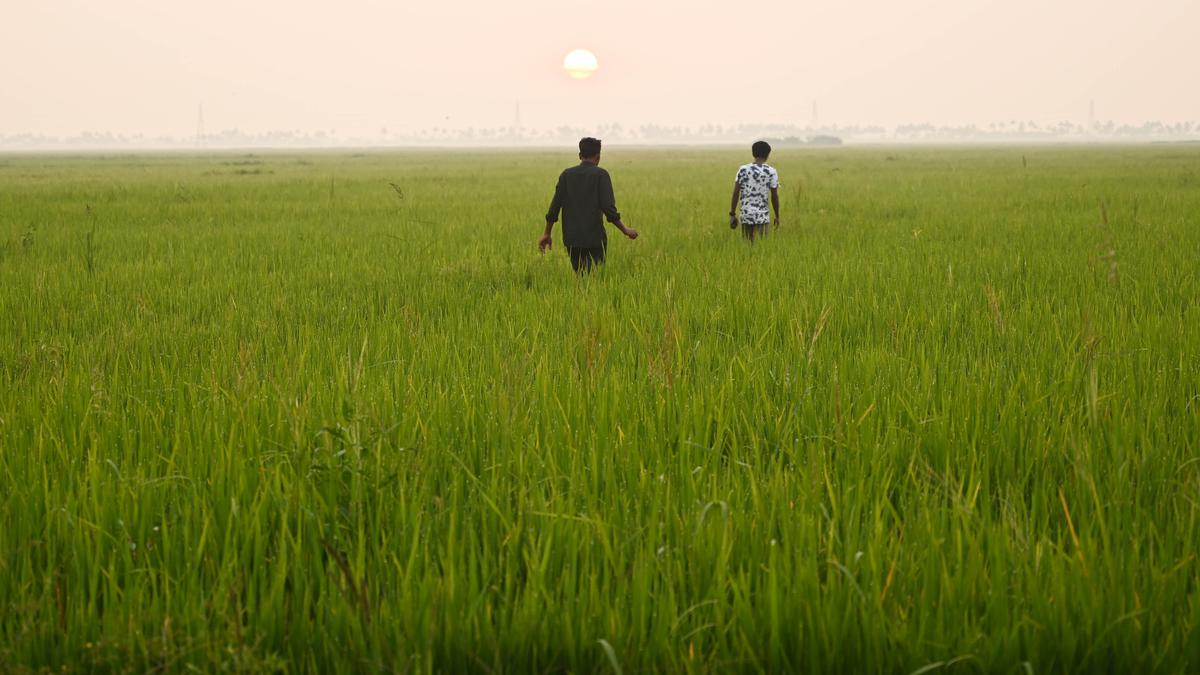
196, 104, 207, 147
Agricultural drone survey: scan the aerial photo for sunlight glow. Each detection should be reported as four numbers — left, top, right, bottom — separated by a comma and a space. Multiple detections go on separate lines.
563, 49, 598, 80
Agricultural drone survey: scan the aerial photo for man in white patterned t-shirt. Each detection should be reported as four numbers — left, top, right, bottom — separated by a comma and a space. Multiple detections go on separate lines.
729, 140, 780, 241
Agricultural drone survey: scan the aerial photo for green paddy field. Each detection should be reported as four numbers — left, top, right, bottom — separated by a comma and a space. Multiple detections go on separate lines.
1, 146, 1197, 673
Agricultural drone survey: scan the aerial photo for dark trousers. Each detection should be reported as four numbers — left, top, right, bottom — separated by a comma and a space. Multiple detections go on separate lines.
741, 222, 769, 241
567, 245, 606, 273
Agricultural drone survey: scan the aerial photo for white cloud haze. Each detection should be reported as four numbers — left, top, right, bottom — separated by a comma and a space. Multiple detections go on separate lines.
1, 0, 1197, 137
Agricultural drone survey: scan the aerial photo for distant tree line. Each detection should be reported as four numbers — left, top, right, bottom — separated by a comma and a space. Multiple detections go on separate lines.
3, 119, 1199, 150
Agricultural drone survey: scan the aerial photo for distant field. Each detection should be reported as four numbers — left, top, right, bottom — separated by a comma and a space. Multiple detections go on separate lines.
1, 146, 1197, 673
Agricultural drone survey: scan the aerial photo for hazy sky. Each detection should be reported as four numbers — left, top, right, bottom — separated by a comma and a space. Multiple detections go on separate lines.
2, 0, 1197, 137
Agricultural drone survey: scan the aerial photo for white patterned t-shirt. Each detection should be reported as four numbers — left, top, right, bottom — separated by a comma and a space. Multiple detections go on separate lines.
735, 163, 780, 225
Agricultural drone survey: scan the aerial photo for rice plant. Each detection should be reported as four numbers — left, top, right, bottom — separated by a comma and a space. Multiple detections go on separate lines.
0, 146, 1197, 673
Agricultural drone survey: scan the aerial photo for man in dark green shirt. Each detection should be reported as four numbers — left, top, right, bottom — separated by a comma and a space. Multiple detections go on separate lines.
539, 137, 639, 272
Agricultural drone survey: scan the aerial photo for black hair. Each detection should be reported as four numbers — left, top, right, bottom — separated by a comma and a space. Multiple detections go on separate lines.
752, 140, 771, 159
579, 137, 602, 157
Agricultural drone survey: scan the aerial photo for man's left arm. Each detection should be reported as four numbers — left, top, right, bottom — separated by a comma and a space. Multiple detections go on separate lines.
540, 176, 565, 252
730, 184, 741, 228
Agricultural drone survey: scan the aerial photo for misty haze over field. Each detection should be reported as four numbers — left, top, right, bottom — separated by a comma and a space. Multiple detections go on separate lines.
2, 0, 1197, 148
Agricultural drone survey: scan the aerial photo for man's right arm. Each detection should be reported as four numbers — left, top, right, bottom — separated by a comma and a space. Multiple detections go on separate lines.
600, 170, 638, 240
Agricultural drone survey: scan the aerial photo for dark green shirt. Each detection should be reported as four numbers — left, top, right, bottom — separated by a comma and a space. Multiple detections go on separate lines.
545, 162, 622, 249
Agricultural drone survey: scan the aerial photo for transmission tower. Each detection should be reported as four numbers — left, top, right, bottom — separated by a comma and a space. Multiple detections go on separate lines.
196, 104, 207, 147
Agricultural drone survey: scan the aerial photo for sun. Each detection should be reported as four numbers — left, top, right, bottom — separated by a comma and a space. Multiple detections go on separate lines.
563, 49, 598, 80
